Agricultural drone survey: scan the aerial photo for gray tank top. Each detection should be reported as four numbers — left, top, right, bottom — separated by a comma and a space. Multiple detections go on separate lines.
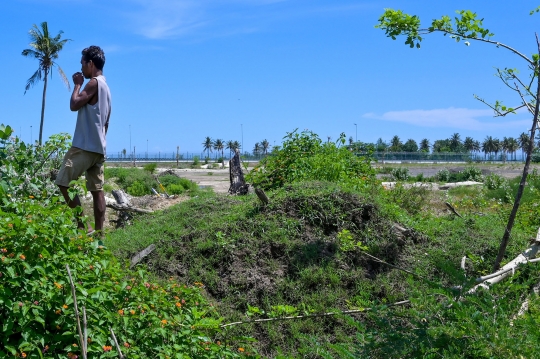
72, 75, 111, 155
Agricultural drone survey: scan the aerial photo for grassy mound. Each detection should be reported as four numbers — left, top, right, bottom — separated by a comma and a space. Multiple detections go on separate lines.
106, 181, 531, 357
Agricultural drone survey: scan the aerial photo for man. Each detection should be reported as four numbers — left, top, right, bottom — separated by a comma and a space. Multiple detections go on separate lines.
55, 46, 111, 238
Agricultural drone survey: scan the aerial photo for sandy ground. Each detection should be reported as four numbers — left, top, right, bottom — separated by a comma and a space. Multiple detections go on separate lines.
164, 168, 231, 193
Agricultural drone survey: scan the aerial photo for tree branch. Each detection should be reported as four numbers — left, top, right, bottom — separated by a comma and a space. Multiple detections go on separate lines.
420, 28, 534, 65
220, 300, 411, 328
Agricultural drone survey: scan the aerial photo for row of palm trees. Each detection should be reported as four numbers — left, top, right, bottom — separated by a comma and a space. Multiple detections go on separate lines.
202, 138, 272, 159
364, 132, 533, 160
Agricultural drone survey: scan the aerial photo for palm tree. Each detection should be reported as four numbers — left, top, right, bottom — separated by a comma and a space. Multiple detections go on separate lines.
232, 140, 241, 153
122, 148, 127, 158
502, 137, 510, 162
22, 22, 70, 145
390, 135, 402, 152
518, 132, 531, 161
253, 142, 261, 157
226, 140, 235, 158
463, 137, 475, 153
493, 138, 501, 160
473, 140, 481, 157
419, 138, 430, 152
482, 136, 495, 159
507, 137, 520, 161
449, 133, 462, 152
213, 138, 225, 162
202, 137, 213, 159
260, 139, 270, 156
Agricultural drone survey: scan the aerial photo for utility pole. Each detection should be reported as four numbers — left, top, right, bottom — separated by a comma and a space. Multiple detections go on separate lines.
147, 139, 148, 159
129, 125, 132, 162
176, 146, 179, 167
241, 124, 243, 155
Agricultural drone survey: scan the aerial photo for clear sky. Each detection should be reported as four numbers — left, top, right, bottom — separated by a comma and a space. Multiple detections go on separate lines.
2, 0, 539, 156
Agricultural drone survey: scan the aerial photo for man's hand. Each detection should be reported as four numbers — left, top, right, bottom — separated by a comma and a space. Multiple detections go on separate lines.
72, 72, 84, 86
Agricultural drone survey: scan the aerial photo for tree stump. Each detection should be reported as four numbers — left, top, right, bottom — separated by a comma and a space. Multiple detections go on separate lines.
229, 149, 249, 195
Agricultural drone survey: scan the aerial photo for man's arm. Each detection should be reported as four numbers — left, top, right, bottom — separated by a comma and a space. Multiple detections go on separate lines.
105, 107, 111, 135
70, 73, 98, 111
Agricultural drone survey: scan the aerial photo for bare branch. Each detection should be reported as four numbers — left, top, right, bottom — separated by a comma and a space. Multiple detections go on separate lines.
514, 83, 536, 115
66, 265, 87, 359
512, 73, 535, 98
109, 328, 125, 359
473, 95, 524, 117
220, 300, 411, 328
421, 28, 534, 65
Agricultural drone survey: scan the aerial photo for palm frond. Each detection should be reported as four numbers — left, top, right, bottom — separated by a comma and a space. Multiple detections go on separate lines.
21, 49, 40, 58
25, 69, 42, 93
55, 64, 71, 91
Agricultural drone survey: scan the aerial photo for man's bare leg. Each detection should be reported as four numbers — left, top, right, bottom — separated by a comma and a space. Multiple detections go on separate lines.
91, 190, 106, 236
58, 185, 93, 232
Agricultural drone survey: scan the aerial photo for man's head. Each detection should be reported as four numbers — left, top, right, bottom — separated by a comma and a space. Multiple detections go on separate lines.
81, 46, 106, 78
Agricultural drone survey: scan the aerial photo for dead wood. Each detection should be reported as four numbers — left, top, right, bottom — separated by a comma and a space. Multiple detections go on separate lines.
255, 187, 269, 205
445, 202, 463, 218
229, 149, 249, 195
130, 244, 157, 269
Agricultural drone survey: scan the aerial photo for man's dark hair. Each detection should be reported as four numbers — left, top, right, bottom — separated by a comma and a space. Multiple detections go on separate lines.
82, 46, 106, 70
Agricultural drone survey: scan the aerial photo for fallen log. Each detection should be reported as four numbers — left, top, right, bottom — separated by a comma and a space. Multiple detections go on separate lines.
130, 244, 157, 269
468, 228, 540, 294
106, 203, 153, 214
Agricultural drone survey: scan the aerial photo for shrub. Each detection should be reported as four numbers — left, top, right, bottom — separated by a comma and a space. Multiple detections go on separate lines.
0, 126, 251, 358
159, 175, 198, 194
484, 173, 506, 190
391, 167, 409, 181
461, 166, 483, 182
127, 180, 148, 196
436, 168, 450, 182
143, 162, 157, 174
247, 129, 375, 190
104, 168, 154, 196
192, 156, 200, 165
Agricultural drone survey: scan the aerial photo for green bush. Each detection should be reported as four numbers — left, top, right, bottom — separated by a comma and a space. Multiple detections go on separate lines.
391, 167, 409, 181
192, 156, 200, 165
104, 168, 155, 196
127, 180, 148, 196
436, 168, 450, 182
247, 129, 375, 190
461, 166, 483, 181
0, 127, 251, 358
143, 163, 157, 174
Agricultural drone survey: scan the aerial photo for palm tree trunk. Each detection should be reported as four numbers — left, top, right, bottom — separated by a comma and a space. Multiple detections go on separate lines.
493, 70, 540, 271
39, 69, 48, 145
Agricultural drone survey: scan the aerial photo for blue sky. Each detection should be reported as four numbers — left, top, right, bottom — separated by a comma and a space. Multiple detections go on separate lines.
2, 0, 539, 156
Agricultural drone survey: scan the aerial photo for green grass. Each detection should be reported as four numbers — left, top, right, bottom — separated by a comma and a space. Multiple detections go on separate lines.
105, 180, 534, 357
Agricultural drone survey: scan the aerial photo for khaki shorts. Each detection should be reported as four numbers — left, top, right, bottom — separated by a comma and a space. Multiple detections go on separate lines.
55, 147, 105, 191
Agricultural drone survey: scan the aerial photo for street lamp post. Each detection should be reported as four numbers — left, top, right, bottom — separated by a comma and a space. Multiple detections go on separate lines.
354, 123, 357, 143
129, 125, 132, 161
241, 124, 243, 155
147, 139, 148, 159
30, 126, 32, 144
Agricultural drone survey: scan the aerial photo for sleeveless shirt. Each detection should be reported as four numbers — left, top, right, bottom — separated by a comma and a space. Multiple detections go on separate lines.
72, 75, 111, 155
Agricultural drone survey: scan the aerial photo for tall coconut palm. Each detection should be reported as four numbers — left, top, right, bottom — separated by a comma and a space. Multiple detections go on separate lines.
260, 139, 270, 156
213, 138, 225, 161
449, 132, 462, 152
225, 140, 235, 157
253, 142, 261, 157
390, 135, 402, 152
473, 140, 481, 156
419, 138, 430, 152
22, 22, 70, 145
202, 137, 213, 159
232, 140, 241, 153
502, 137, 510, 162
482, 136, 495, 159
493, 138, 501, 160
507, 137, 520, 161
518, 132, 531, 161
463, 136, 475, 153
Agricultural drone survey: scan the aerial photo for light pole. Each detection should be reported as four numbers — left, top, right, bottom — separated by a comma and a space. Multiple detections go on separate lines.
30, 126, 32, 144
354, 123, 357, 143
129, 125, 132, 161
241, 124, 243, 155
147, 139, 148, 159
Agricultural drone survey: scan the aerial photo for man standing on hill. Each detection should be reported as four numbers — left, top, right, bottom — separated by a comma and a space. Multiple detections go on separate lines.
55, 46, 111, 239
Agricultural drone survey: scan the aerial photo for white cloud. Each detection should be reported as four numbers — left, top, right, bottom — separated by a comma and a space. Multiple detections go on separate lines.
363, 107, 531, 131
